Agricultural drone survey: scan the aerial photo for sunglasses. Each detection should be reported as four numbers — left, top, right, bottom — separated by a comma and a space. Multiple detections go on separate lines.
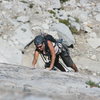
36, 44, 43, 49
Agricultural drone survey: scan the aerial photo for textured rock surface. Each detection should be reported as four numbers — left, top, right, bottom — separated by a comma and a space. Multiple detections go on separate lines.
0, 63, 100, 100
0, 0, 100, 99
0, 38, 22, 65
0, 0, 100, 70
51, 23, 75, 46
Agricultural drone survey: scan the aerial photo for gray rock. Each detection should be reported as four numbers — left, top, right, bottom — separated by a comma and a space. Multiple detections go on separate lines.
0, 1, 100, 100
70, 22, 81, 31
0, 38, 22, 65
80, 0, 88, 6
49, 0, 61, 9
7, 17, 20, 27
33, 0, 61, 9
74, 56, 100, 72
91, 55, 96, 60
95, 14, 100, 21
10, 23, 34, 50
87, 38, 100, 49
82, 21, 93, 32
68, 16, 76, 22
96, 3, 100, 12
56, 10, 68, 20
24, 96, 52, 100
79, 12, 89, 22
17, 16, 30, 23
0, 64, 100, 100
65, 0, 77, 7
89, 32, 97, 38
42, 23, 49, 30
51, 23, 75, 46
13, 1, 28, 13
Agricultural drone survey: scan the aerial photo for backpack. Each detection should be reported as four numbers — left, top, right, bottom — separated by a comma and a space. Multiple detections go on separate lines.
41, 34, 57, 55
41, 33, 56, 43
42, 33, 74, 48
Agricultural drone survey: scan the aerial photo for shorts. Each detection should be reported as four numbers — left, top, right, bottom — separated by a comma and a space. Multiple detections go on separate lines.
60, 51, 74, 67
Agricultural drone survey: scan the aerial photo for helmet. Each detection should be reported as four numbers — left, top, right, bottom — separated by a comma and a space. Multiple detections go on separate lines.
34, 35, 44, 46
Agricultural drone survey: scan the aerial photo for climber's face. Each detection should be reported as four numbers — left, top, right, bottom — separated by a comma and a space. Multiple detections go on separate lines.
36, 43, 44, 51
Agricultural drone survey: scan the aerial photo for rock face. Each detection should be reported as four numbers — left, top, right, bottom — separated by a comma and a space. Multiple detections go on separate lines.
51, 23, 75, 46
33, 0, 61, 9
10, 23, 34, 50
0, 63, 100, 100
87, 38, 100, 49
95, 14, 100, 21
0, 38, 22, 65
0, 0, 100, 69
0, 0, 100, 99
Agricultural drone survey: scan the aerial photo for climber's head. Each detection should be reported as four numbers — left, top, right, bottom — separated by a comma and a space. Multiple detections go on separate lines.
34, 35, 44, 51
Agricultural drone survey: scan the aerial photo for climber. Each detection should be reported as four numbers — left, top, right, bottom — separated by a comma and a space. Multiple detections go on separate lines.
32, 34, 78, 72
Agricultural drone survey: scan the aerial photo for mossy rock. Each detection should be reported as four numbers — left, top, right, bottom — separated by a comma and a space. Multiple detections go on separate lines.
74, 17, 80, 23
59, 19, 70, 26
20, 0, 28, 3
69, 26, 79, 34
60, 0, 69, 3
48, 10, 56, 17
59, 19, 79, 34
29, 3, 34, 8
86, 80, 100, 88
35, 12, 39, 14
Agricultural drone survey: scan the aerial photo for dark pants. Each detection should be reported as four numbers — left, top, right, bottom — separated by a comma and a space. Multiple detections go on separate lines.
54, 49, 74, 72
45, 54, 66, 71
45, 47, 74, 72
54, 55, 66, 71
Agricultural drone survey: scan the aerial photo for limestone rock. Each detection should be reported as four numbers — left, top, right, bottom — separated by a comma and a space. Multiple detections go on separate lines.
89, 32, 97, 38
91, 55, 96, 60
0, 64, 99, 100
17, 16, 30, 23
95, 14, 100, 21
0, 38, 22, 65
10, 23, 34, 50
33, 0, 61, 9
42, 23, 49, 30
87, 38, 100, 49
73, 56, 100, 72
79, 12, 89, 22
70, 22, 81, 31
96, 3, 100, 12
51, 23, 75, 46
